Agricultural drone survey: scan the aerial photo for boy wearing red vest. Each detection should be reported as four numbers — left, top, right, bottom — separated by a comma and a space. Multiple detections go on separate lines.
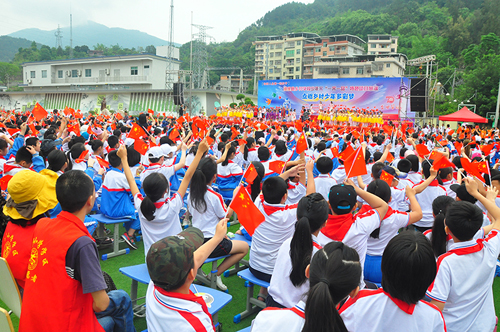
19, 170, 136, 332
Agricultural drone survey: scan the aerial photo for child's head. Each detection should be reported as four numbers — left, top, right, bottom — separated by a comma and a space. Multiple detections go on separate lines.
328, 184, 357, 215
148, 146, 164, 164
397, 159, 412, 173
371, 162, 386, 180
382, 231, 436, 304
406, 155, 419, 172
15, 146, 33, 168
221, 146, 236, 166
262, 176, 287, 204
439, 167, 453, 181
430, 195, 455, 257
367, 179, 391, 203
249, 161, 265, 202
25, 137, 40, 152
107, 135, 119, 149
56, 170, 95, 213
257, 146, 270, 161
274, 140, 287, 156
126, 145, 142, 167
141, 173, 169, 221
303, 242, 361, 332
445, 201, 483, 241
316, 156, 333, 175
47, 149, 68, 173
108, 150, 122, 168
147, 227, 203, 291
190, 158, 218, 213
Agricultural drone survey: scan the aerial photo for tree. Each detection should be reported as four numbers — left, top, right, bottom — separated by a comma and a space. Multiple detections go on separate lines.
0, 62, 21, 86
236, 94, 245, 102
145, 45, 156, 54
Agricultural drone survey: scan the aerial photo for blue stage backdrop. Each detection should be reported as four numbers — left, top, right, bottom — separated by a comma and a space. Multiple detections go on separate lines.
258, 77, 413, 119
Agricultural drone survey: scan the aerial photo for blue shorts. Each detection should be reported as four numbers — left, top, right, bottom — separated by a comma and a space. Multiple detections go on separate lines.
364, 254, 382, 284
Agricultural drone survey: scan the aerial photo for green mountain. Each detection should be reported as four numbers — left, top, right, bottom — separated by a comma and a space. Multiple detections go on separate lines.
0, 36, 38, 62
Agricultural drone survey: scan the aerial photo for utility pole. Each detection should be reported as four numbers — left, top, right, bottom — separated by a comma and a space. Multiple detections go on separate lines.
494, 78, 500, 129
190, 11, 193, 90
70, 13, 73, 58
451, 68, 456, 100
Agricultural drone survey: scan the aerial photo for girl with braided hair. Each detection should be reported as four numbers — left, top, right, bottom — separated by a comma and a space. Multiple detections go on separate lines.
252, 241, 361, 332
267, 193, 330, 308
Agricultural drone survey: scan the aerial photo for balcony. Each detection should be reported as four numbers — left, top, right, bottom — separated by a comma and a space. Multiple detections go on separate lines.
303, 51, 314, 57
51, 75, 149, 84
285, 61, 295, 67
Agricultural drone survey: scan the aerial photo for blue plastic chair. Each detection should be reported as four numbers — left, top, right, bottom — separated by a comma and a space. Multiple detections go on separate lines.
233, 269, 270, 324
91, 214, 134, 260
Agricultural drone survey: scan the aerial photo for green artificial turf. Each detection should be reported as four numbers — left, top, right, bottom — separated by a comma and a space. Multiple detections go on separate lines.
3, 223, 500, 332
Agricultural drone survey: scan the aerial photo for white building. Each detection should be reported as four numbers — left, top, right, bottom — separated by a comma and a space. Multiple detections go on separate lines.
21, 53, 181, 91
367, 34, 399, 55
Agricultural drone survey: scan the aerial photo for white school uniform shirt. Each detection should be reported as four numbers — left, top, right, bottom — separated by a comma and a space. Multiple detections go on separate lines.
268, 236, 322, 308
406, 171, 422, 185
188, 186, 227, 238
441, 179, 457, 199
250, 195, 298, 275
140, 163, 175, 184
251, 301, 305, 332
146, 281, 214, 332
134, 192, 183, 258
314, 174, 337, 200
412, 180, 447, 228
286, 181, 306, 205
271, 150, 293, 162
340, 289, 446, 332
388, 186, 407, 212
366, 207, 410, 256
331, 165, 347, 183
317, 209, 381, 289
426, 230, 500, 332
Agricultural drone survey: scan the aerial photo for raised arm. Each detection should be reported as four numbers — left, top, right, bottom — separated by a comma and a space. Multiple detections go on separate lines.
194, 219, 227, 270
413, 167, 438, 194
405, 186, 423, 224
177, 138, 209, 198
465, 178, 500, 230
305, 160, 315, 195
173, 143, 188, 172
117, 145, 140, 197
345, 178, 388, 219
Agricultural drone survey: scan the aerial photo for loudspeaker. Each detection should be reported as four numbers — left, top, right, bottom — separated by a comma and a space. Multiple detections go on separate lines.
173, 83, 184, 105
410, 78, 427, 112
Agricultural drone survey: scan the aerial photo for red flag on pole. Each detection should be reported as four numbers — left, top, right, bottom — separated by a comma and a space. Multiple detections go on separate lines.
134, 139, 149, 155
243, 163, 258, 184
461, 158, 485, 183
380, 170, 394, 187
128, 123, 147, 139
169, 128, 179, 140
96, 156, 110, 169
32, 103, 48, 121
432, 157, 455, 170
229, 186, 265, 236
415, 144, 431, 157
296, 133, 307, 154
269, 160, 286, 174
344, 147, 367, 178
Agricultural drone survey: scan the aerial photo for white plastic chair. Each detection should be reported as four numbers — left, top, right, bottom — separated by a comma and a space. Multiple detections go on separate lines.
0, 307, 15, 332
0, 258, 22, 318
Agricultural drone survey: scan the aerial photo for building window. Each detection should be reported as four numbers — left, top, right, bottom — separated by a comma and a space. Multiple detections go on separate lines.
296, 49, 301, 55
275, 52, 282, 57
323, 51, 327, 56
269, 60, 274, 66
392, 39, 396, 44
270, 69, 273, 74
85, 69, 91, 77
342, 68, 350, 74
391, 48, 395, 52
356, 67, 364, 75
275, 44, 282, 49
370, 52, 375, 55
296, 67, 300, 72
341, 46, 346, 50
314, 57, 320, 62
323, 42, 327, 47
58, 70, 63, 78
30, 71, 35, 78
270, 52, 274, 57
286, 50, 295, 57
295, 75, 300, 79
296, 41, 301, 45
386, 63, 391, 68
71, 70, 78, 77
315, 48, 321, 53
131, 66, 138, 75
41, 70, 47, 78
296, 58, 301, 64
371, 44, 376, 48
270, 44, 274, 50
329, 46, 335, 51
275, 60, 281, 66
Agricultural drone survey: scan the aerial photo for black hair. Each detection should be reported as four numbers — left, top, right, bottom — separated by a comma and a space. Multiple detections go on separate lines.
430, 196, 455, 257
243, 137, 255, 161
373, 151, 383, 162
366, 179, 391, 239
15, 146, 33, 164
66, 142, 86, 171
221, 146, 236, 166
108, 150, 122, 168
290, 194, 329, 287
141, 173, 169, 221
160, 136, 174, 146
126, 145, 141, 167
47, 149, 68, 172
452, 156, 462, 169
89, 139, 103, 152
0, 139, 8, 152
250, 161, 265, 202
406, 155, 419, 172
371, 162, 386, 180
422, 159, 433, 179
274, 140, 287, 156
107, 135, 119, 149
399, 147, 407, 158
445, 201, 483, 241
257, 146, 270, 161
316, 156, 333, 174
262, 176, 287, 204
438, 167, 453, 180
56, 170, 95, 213
189, 158, 217, 213
316, 141, 326, 153
220, 132, 229, 142
25, 137, 39, 147
303, 242, 361, 332
381, 231, 436, 304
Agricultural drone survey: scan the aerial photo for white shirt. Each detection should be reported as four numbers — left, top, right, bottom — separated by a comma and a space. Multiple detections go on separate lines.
412, 180, 447, 228
314, 174, 337, 201
331, 165, 347, 183
441, 179, 457, 199
268, 236, 322, 308
340, 289, 446, 332
366, 207, 410, 256
251, 301, 305, 332
188, 186, 227, 238
140, 163, 175, 184
250, 196, 298, 275
134, 192, 183, 258
146, 281, 214, 332
286, 181, 306, 205
426, 230, 500, 332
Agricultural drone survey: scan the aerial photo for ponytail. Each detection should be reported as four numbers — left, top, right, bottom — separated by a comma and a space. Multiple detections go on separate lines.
250, 161, 265, 202
222, 146, 235, 166
141, 173, 169, 221
290, 217, 313, 287
302, 281, 343, 332
244, 137, 255, 161
190, 158, 217, 213
65, 151, 73, 170
431, 195, 455, 257
140, 196, 157, 221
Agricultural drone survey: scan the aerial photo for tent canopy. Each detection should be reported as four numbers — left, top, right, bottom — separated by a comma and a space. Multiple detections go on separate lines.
438, 107, 488, 123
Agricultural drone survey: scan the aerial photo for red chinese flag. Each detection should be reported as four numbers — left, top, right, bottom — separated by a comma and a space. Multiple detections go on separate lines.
382, 124, 393, 135
461, 158, 485, 183
134, 139, 149, 155
454, 142, 463, 153
67, 122, 80, 136
75, 150, 89, 163
206, 136, 215, 146
32, 103, 48, 121
386, 152, 395, 163
128, 123, 147, 139
435, 135, 443, 142
231, 127, 239, 139
415, 144, 430, 157
269, 160, 286, 174
339, 145, 355, 161
429, 150, 444, 164
433, 157, 455, 170
96, 156, 110, 169
28, 124, 38, 136
169, 128, 179, 140
115, 112, 123, 120
236, 139, 246, 146
0, 175, 13, 190
295, 120, 303, 132
448, 130, 455, 135
74, 111, 83, 119
351, 130, 360, 140
474, 160, 489, 174
7, 128, 20, 136
296, 133, 307, 154
243, 163, 258, 184
63, 107, 75, 116
401, 124, 408, 135
148, 109, 154, 115
481, 144, 494, 156
331, 147, 339, 158
380, 170, 394, 187
344, 147, 367, 178
176, 116, 185, 125
229, 186, 265, 236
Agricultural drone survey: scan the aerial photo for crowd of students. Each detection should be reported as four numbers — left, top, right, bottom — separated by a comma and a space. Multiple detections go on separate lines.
0, 107, 499, 332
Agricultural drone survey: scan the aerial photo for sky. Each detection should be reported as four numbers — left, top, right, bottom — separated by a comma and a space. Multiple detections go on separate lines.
0, 0, 315, 44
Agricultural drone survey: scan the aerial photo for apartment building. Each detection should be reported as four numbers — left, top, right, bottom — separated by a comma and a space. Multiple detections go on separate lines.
367, 34, 399, 55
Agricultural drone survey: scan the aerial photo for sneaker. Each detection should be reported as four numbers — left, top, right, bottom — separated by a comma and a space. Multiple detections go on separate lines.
216, 275, 227, 291
104, 227, 111, 235
95, 237, 113, 248
121, 232, 138, 250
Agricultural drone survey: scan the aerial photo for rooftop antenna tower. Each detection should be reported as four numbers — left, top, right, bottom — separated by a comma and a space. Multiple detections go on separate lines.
191, 24, 213, 89
55, 25, 63, 48
164, 0, 175, 114
69, 12, 73, 58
